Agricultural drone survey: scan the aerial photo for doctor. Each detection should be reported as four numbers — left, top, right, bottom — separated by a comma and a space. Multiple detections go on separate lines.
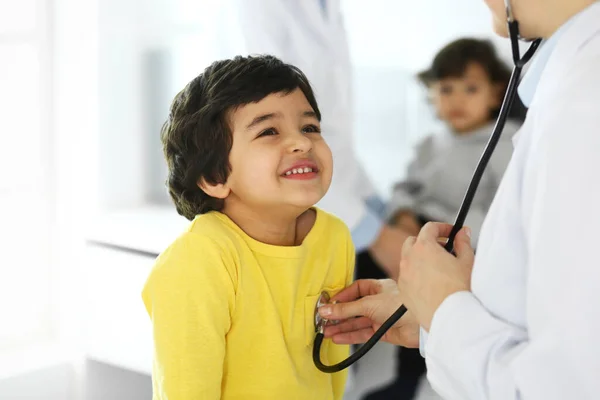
233, 0, 410, 278
319, 0, 600, 399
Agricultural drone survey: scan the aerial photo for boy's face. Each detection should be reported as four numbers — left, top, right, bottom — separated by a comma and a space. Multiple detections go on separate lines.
430, 62, 500, 134
222, 89, 333, 214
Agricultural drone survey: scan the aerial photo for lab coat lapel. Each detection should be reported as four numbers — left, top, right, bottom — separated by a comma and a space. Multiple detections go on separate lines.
530, 2, 600, 109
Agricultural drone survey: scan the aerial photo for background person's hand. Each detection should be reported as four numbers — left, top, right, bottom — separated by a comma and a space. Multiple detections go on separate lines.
391, 210, 422, 236
319, 279, 420, 348
368, 225, 412, 280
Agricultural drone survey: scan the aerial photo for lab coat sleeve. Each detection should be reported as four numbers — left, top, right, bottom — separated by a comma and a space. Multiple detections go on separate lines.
351, 195, 386, 252
142, 233, 237, 400
423, 55, 600, 400
233, 0, 290, 59
351, 206, 384, 253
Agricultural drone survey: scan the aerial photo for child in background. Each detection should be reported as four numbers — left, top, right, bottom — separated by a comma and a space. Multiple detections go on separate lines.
388, 38, 521, 245
359, 38, 522, 400
142, 55, 354, 400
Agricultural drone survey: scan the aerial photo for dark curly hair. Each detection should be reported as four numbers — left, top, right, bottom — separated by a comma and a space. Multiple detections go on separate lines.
417, 38, 517, 119
161, 55, 321, 220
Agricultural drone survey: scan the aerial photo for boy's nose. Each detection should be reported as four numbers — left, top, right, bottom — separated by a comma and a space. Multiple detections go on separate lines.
287, 132, 312, 153
452, 92, 467, 105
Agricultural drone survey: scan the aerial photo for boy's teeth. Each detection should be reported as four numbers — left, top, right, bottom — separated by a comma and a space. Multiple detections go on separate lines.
285, 167, 314, 176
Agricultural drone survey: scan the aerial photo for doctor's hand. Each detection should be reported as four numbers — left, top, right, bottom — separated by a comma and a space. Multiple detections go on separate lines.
398, 223, 474, 332
318, 279, 420, 348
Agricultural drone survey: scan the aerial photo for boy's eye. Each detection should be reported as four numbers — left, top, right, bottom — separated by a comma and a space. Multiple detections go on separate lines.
302, 124, 321, 134
440, 85, 453, 95
466, 85, 479, 94
258, 128, 278, 137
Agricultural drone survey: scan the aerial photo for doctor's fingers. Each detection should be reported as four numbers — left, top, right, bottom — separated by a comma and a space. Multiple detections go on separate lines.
326, 315, 419, 347
401, 235, 417, 259
319, 295, 375, 321
453, 228, 475, 266
330, 279, 396, 304
321, 290, 402, 324
330, 327, 375, 345
418, 222, 455, 242
322, 316, 373, 340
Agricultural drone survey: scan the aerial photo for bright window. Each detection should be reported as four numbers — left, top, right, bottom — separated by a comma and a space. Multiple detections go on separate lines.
0, 0, 53, 352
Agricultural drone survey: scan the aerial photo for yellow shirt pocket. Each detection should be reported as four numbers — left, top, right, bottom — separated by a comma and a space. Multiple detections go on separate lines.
304, 285, 345, 348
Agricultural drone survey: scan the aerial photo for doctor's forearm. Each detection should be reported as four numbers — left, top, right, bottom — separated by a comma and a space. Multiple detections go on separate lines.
424, 289, 599, 400
424, 292, 529, 400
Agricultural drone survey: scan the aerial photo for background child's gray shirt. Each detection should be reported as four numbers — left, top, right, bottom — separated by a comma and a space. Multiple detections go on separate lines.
387, 119, 521, 246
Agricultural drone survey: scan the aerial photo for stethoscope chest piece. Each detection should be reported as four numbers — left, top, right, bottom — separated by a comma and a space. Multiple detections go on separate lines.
314, 291, 330, 333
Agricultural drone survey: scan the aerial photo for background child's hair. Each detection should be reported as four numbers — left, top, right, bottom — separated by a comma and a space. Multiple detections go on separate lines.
417, 38, 510, 87
161, 55, 321, 220
417, 38, 524, 119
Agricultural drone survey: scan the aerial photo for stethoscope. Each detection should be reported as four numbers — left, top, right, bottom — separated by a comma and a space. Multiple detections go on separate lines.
313, 0, 543, 373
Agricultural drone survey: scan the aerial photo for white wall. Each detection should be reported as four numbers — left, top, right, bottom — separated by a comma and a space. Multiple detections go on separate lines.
51, 0, 99, 360
92, 0, 522, 202
342, 0, 522, 70
94, 0, 229, 209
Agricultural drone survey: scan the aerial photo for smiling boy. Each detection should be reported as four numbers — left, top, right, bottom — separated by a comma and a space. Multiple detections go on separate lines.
142, 55, 354, 400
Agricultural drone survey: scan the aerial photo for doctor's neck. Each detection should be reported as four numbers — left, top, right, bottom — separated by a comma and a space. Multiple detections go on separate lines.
528, 0, 596, 39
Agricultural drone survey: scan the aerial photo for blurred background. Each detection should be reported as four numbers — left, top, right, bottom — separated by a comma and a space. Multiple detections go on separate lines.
0, 0, 523, 399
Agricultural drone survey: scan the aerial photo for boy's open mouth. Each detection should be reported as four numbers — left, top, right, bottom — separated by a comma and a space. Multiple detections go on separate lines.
284, 166, 316, 176
281, 161, 319, 179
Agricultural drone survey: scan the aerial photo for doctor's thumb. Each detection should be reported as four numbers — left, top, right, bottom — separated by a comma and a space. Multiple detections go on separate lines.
454, 227, 475, 266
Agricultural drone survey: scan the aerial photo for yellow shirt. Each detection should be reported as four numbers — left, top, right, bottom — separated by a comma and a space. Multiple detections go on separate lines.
142, 207, 355, 399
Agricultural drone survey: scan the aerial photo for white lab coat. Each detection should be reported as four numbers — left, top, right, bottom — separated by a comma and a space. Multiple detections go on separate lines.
423, 3, 600, 399
233, 0, 376, 230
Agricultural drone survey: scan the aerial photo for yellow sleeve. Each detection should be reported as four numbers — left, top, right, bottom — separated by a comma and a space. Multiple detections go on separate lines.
332, 225, 356, 400
142, 232, 237, 400
345, 228, 356, 286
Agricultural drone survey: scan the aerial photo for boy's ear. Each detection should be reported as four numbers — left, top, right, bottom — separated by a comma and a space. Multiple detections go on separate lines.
198, 177, 230, 199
